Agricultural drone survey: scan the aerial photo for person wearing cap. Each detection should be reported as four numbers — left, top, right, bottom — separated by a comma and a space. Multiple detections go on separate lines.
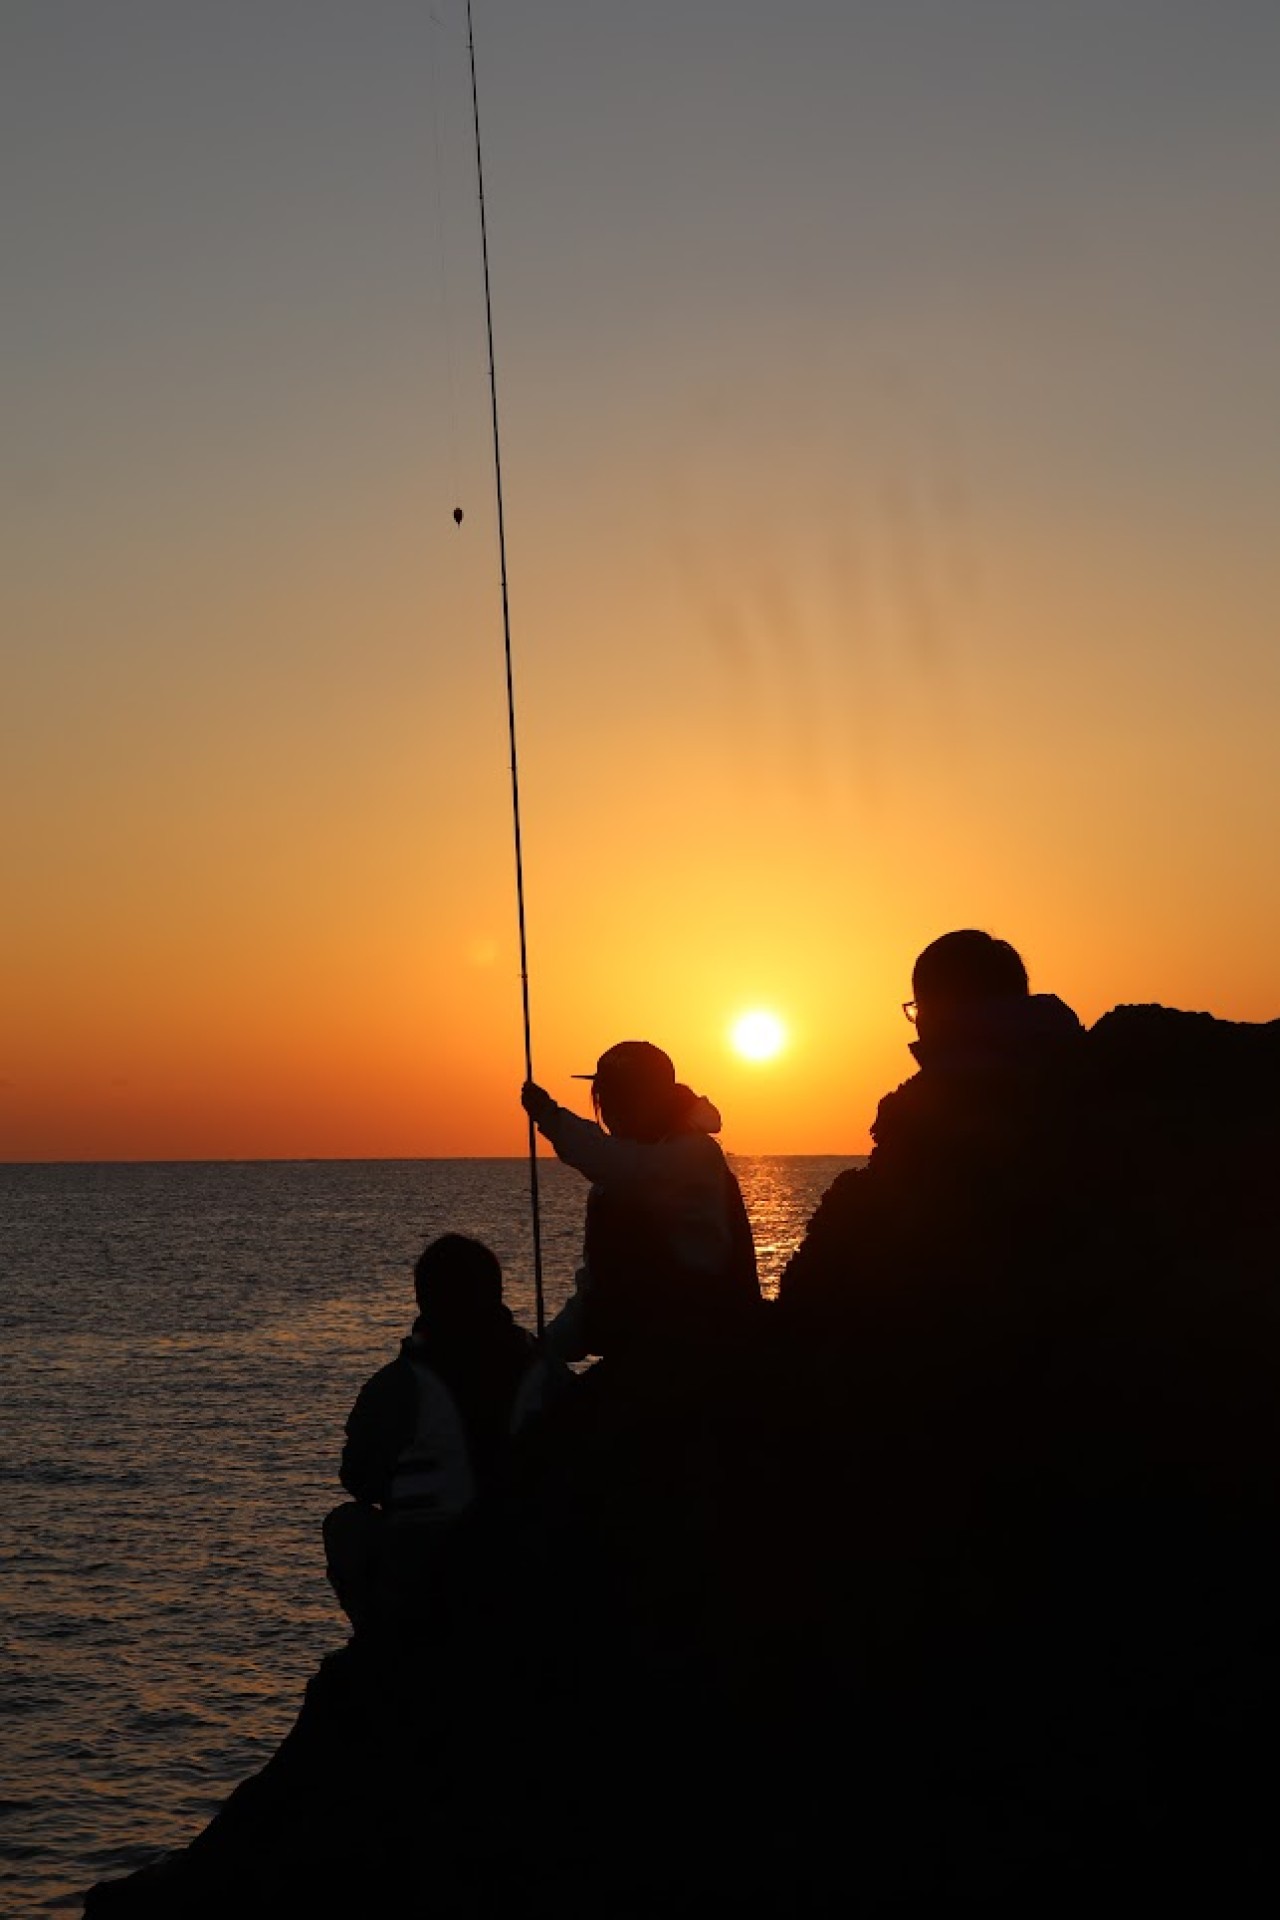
521, 1041, 761, 1366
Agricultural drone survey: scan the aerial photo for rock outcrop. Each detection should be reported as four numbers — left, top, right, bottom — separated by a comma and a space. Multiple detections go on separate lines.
86, 1004, 1280, 1916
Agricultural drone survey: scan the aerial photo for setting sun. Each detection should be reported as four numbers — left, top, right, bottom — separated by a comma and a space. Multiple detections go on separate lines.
730, 1010, 787, 1062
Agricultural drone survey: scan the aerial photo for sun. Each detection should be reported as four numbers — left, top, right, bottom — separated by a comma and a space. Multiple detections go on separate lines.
730, 1009, 787, 1062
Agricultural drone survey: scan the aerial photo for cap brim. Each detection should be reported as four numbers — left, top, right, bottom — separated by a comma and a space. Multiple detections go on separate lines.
570, 1072, 596, 1080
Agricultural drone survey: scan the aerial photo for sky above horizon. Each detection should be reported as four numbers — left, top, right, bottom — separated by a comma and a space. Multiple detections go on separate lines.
4, 0, 1279, 1160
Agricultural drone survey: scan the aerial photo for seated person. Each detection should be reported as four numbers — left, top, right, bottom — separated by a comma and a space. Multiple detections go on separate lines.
762, 934, 1089, 1732
324, 1233, 562, 1634
779, 928, 1084, 1326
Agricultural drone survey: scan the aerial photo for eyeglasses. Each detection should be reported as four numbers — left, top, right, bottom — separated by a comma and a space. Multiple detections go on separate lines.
901, 1000, 918, 1024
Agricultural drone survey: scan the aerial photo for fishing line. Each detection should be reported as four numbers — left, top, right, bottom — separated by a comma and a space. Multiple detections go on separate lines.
465, 0, 545, 1336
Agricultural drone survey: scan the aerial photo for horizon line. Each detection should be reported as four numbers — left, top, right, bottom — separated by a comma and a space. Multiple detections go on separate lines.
0, 1149, 866, 1169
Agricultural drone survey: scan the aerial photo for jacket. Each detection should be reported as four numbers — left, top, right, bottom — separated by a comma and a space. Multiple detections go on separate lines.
535, 1102, 760, 1361
340, 1313, 558, 1524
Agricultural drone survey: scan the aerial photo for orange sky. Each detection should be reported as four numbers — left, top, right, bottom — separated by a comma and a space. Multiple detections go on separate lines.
4, 3, 1278, 1160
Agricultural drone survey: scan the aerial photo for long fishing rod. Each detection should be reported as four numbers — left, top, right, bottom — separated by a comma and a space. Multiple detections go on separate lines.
464, 0, 545, 1337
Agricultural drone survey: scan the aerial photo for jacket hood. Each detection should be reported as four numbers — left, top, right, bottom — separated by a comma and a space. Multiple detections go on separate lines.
682, 1092, 723, 1135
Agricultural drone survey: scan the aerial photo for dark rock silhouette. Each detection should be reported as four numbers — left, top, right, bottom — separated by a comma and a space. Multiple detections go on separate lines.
85, 1003, 1280, 1916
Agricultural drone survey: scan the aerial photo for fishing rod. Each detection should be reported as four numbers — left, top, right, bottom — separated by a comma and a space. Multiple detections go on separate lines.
464, 0, 545, 1337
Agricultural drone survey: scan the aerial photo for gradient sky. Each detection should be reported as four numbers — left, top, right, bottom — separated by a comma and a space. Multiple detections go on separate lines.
4, 0, 1278, 1159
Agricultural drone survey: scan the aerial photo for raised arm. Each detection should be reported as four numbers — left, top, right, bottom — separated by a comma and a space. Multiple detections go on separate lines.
521, 1081, 652, 1185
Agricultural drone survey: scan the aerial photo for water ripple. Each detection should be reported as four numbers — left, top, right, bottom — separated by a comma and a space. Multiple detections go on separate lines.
0, 1154, 856, 1912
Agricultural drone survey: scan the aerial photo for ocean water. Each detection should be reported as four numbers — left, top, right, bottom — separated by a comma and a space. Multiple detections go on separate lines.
0, 1154, 857, 1915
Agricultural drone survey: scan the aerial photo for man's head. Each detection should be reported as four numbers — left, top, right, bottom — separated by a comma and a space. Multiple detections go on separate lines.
581, 1040, 678, 1142
911, 929, 1028, 1046
413, 1233, 503, 1326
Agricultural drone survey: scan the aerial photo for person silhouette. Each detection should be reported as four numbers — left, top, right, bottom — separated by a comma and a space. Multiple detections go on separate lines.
324, 1232, 562, 1635
778, 929, 1084, 1322
522, 1040, 760, 1368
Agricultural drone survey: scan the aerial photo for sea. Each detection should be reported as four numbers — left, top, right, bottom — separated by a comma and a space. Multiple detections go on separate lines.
0, 1154, 857, 1916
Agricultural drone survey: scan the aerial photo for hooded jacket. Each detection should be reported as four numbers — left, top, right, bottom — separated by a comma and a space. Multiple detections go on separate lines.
340, 1311, 558, 1524
535, 1098, 761, 1362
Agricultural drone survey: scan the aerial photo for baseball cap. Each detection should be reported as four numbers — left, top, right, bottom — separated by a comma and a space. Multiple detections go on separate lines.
572, 1040, 676, 1087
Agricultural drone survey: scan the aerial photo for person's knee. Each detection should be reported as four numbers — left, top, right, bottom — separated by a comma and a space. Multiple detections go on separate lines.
323, 1502, 383, 1628
322, 1499, 375, 1556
